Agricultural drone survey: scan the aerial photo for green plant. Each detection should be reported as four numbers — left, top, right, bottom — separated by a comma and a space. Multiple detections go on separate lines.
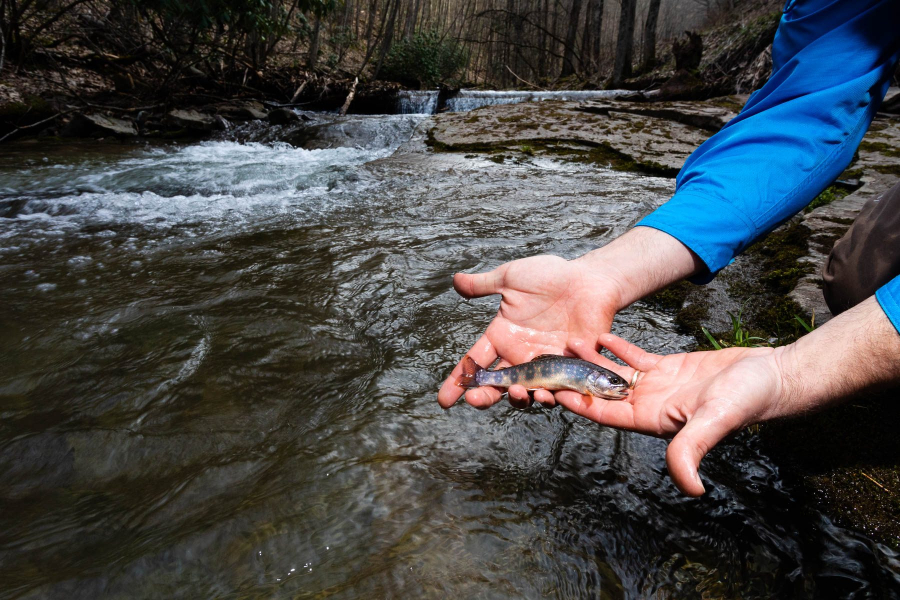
794, 311, 816, 333
381, 29, 468, 88
702, 307, 769, 350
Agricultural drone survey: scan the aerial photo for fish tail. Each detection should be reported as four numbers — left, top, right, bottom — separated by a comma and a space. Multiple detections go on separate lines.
457, 355, 484, 388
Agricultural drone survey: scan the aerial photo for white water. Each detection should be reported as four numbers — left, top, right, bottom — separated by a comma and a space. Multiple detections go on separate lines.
397, 88, 632, 114
0, 134, 408, 240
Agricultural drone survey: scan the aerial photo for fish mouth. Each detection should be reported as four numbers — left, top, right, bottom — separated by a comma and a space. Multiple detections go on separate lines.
592, 388, 629, 400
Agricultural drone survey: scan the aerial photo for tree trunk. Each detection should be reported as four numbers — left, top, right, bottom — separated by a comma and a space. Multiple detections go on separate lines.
611, 0, 637, 86
560, 0, 584, 77
580, 0, 593, 72
373, 0, 400, 79
590, 0, 604, 73
640, 0, 662, 71
307, 15, 321, 70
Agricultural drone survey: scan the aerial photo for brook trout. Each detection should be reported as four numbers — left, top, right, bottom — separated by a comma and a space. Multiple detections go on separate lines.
458, 354, 630, 400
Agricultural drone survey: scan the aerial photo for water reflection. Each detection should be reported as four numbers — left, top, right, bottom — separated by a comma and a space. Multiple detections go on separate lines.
0, 121, 898, 599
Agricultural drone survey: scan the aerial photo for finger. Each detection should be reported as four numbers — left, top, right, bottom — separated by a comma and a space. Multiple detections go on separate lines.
465, 357, 512, 410
554, 390, 637, 430
665, 402, 740, 496
507, 390, 532, 409
437, 335, 498, 408
567, 338, 630, 378
453, 264, 507, 299
464, 385, 504, 409
508, 384, 531, 403
598, 333, 662, 371
534, 388, 555, 407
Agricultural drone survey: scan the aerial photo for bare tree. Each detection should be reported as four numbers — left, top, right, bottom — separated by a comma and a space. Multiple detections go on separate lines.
560, 0, 584, 77
641, 0, 662, 71
611, 0, 637, 85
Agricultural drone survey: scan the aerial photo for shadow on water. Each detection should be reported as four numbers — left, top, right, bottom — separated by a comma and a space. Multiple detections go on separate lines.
0, 117, 898, 599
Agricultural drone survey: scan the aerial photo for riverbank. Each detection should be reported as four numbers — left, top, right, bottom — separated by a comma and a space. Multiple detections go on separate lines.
421, 91, 900, 547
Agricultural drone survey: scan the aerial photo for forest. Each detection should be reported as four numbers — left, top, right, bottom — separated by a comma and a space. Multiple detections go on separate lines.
1, 0, 749, 96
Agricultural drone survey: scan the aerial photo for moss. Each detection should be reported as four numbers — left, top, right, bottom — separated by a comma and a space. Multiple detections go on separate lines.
705, 96, 745, 112
644, 281, 711, 340
0, 95, 53, 119
805, 185, 850, 213
858, 141, 900, 158
873, 164, 900, 176
426, 131, 680, 177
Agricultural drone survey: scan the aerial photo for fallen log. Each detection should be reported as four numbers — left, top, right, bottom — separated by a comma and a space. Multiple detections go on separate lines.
339, 77, 359, 116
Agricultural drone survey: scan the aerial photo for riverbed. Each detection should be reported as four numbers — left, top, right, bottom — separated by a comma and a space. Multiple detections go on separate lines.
1, 113, 899, 599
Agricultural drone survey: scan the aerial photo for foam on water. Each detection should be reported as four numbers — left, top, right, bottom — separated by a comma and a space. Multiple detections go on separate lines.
0, 139, 396, 240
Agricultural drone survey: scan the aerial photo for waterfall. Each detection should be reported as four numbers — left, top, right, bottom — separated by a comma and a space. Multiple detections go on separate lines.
396, 91, 440, 115
397, 89, 631, 115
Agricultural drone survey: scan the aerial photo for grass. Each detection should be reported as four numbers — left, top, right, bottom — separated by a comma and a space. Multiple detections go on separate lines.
703, 308, 817, 350
701, 307, 768, 350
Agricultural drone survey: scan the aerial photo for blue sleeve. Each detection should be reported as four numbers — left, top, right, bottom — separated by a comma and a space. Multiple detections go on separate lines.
637, 0, 900, 282
876, 277, 900, 334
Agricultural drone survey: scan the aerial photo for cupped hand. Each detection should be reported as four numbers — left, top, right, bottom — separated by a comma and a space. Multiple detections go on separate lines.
555, 334, 786, 496
437, 255, 626, 410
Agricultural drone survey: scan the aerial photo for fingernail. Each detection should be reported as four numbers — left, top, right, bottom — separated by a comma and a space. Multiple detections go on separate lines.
694, 471, 705, 494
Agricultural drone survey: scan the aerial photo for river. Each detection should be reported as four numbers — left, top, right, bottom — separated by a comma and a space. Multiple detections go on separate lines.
1, 111, 898, 599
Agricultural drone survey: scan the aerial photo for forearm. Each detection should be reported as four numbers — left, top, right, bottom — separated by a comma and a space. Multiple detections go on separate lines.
772, 297, 900, 417
574, 227, 705, 309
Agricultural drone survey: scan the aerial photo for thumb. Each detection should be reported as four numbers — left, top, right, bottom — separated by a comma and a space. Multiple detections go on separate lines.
453, 266, 506, 299
665, 401, 740, 496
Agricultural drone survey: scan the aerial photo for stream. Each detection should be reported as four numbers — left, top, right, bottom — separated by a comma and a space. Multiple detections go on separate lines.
1, 110, 899, 599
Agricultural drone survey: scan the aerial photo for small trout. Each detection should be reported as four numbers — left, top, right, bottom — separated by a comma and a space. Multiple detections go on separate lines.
458, 354, 630, 400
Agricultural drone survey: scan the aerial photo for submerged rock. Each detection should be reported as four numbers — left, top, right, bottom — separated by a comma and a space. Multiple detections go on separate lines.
267, 107, 301, 125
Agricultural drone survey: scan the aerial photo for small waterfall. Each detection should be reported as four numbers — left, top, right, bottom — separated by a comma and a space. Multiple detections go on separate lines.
444, 89, 631, 112
397, 88, 631, 114
397, 90, 440, 115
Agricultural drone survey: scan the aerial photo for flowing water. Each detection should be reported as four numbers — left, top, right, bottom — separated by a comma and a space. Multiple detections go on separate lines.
1, 114, 899, 599
396, 89, 631, 114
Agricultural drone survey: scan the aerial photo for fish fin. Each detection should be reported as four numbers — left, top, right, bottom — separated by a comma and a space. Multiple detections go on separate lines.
457, 355, 485, 388
530, 353, 564, 362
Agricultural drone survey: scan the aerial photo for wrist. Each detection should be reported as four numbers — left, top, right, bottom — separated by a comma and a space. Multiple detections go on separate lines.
574, 227, 704, 310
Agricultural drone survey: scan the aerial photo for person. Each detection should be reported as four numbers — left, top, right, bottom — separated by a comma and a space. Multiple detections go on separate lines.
437, 0, 900, 497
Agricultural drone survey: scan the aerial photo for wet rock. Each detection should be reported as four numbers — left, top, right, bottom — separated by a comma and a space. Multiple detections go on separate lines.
658, 69, 708, 101
267, 107, 301, 125
213, 100, 268, 121
790, 114, 900, 323
580, 97, 739, 131
289, 115, 423, 151
61, 112, 137, 137
427, 99, 716, 175
880, 86, 900, 115
165, 109, 222, 132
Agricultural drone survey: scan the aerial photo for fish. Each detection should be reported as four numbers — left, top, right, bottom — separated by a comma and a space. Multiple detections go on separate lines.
457, 354, 630, 400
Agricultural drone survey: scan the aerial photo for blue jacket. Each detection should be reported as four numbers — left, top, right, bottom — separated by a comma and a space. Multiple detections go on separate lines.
637, 0, 900, 331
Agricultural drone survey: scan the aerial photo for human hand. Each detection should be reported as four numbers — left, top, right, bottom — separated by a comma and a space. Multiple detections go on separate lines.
556, 334, 785, 496
436, 254, 626, 409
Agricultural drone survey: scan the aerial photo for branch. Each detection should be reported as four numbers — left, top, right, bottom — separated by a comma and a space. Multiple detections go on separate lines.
505, 65, 545, 90
0, 107, 76, 144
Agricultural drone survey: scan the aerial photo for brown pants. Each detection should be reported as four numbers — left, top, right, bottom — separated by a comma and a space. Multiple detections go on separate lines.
823, 180, 900, 315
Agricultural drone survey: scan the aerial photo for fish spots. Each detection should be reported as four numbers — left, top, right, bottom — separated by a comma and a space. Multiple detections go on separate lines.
509, 370, 519, 383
